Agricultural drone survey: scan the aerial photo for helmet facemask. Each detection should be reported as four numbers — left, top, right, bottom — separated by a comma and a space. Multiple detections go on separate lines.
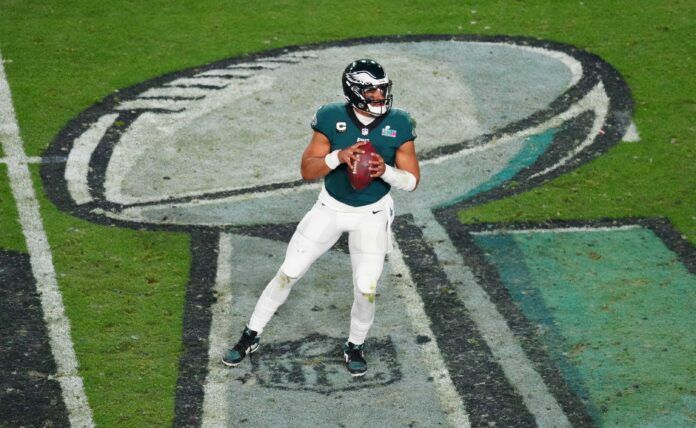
353, 83, 393, 116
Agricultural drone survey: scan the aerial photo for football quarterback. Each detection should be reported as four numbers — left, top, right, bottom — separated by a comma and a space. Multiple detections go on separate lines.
224, 59, 420, 377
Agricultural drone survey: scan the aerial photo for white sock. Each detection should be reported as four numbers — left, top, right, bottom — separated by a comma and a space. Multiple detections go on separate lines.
348, 286, 376, 345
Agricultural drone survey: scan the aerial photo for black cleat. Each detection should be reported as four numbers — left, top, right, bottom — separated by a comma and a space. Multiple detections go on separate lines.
222, 327, 260, 367
343, 341, 367, 377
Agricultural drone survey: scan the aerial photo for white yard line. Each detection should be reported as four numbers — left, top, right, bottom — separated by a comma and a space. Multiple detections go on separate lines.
0, 155, 41, 164
201, 232, 234, 427
0, 52, 94, 427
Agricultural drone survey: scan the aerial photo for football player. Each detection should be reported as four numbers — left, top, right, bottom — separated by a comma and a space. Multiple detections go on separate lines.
223, 59, 420, 376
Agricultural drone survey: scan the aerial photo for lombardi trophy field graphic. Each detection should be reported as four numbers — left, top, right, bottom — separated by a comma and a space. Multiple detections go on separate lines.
44, 35, 632, 228
41, 35, 648, 426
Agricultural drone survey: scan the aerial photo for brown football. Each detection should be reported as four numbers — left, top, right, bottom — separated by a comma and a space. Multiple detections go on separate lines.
348, 140, 377, 190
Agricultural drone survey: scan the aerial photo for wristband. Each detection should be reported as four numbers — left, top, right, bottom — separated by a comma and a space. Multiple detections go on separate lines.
381, 164, 417, 191
324, 150, 340, 170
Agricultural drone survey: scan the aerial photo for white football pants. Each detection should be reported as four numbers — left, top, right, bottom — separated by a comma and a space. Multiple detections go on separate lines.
248, 190, 394, 345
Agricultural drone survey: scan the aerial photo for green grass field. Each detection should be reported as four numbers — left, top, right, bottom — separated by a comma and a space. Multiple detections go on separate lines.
0, 1, 694, 426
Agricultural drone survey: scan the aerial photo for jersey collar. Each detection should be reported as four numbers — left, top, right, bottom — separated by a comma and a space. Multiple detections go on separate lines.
346, 104, 388, 133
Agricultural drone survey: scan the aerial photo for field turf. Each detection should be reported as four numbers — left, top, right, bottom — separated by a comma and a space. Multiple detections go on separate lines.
0, 1, 694, 426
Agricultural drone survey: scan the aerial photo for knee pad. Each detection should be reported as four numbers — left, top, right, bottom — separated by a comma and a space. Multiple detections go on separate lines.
270, 270, 299, 294
278, 260, 304, 283
280, 231, 325, 279
355, 275, 379, 296
351, 251, 385, 295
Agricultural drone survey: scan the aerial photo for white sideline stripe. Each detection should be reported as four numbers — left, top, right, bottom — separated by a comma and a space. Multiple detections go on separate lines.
471, 224, 640, 236
0, 50, 94, 427
389, 239, 471, 427
0, 155, 41, 164
414, 209, 572, 428
201, 233, 234, 427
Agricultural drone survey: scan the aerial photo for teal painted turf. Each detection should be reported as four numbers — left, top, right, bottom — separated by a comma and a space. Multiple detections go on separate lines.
473, 227, 696, 427
439, 128, 556, 208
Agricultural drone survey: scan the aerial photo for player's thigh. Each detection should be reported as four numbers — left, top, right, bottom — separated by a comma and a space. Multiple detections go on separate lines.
281, 202, 341, 278
348, 210, 390, 255
348, 213, 388, 294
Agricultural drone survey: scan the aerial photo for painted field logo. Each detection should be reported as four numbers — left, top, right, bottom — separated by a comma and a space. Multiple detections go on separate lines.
41, 35, 635, 426
250, 334, 401, 394
43, 35, 632, 228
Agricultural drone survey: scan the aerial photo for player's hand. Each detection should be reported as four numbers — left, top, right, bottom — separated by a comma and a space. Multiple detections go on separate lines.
369, 153, 385, 177
338, 141, 366, 170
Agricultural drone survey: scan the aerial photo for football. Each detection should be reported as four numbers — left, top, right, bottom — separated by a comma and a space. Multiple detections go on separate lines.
349, 140, 377, 190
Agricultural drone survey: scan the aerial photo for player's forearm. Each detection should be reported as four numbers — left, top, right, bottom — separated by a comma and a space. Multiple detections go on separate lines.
301, 155, 333, 180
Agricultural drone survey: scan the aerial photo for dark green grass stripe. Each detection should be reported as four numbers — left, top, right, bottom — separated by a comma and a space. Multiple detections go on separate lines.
0, 164, 26, 252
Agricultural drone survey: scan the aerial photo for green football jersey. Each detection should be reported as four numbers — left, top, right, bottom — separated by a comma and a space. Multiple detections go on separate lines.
311, 102, 417, 207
